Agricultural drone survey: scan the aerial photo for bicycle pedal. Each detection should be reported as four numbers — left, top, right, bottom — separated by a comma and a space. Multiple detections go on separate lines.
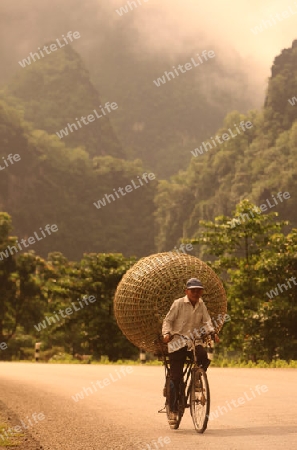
158, 406, 167, 413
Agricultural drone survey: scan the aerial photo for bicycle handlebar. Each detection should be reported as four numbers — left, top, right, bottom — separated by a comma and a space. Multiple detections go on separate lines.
169, 332, 216, 341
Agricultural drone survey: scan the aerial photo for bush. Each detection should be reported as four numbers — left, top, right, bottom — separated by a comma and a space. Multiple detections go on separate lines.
212, 357, 297, 368
48, 353, 76, 363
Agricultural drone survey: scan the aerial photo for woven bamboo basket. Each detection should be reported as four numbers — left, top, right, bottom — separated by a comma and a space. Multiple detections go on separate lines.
114, 252, 227, 355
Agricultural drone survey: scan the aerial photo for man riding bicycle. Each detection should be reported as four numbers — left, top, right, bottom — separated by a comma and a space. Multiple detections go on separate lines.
162, 278, 219, 424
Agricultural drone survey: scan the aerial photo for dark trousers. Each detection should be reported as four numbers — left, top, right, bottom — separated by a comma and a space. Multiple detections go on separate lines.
168, 345, 210, 412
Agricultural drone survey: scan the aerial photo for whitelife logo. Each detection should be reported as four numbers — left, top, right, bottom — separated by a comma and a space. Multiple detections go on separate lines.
18, 31, 81, 68
0, 153, 21, 170
229, 192, 291, 228
191, 121, 253, 157
168, 314, 231, 352
0, 412, 45, 442
153, 50, 215, 87
208, 385, 268, 420
56, 102, 118, 139
72, 367, 133, 402
0, 224, 58, 260
34, 295, 96, 332
288, 95, 297, 106
93, 172, 156, 209
115, 0, 149, 16
0, 341, 8, 352
250, 3, 297, 35
138, 436, 171, 450
266, 276, 297, 299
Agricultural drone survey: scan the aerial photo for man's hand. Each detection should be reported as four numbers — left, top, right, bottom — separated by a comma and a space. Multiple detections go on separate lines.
163, 333, 171, 344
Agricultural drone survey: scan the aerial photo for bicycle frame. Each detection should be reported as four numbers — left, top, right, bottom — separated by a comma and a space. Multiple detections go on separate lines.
159, 333, 213, 432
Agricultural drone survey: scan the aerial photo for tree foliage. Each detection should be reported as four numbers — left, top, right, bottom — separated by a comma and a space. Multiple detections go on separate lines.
190, 201, 297, 362
0, 212, 138, 361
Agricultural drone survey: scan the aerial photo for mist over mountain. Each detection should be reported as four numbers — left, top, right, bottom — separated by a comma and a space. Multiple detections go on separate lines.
1, 0, 283, 176
1, 0, 296, 84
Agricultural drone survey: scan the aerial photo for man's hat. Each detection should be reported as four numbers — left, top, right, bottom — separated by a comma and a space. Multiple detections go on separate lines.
186, 278, 204, 289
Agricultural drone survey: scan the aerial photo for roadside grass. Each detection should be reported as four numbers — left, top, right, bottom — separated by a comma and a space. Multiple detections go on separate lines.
11, 355, 297, 368
94, 358, 297, 368
0, 418, 24, 447
211, 358, 297, 368
4, 352, 297, 369
49, 355, 163, 365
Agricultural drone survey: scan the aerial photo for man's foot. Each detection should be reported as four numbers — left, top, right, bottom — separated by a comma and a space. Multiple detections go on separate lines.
168, 411, 178, 424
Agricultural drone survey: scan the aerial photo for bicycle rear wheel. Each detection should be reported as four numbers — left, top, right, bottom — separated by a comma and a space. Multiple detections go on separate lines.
190, 367, 210, 433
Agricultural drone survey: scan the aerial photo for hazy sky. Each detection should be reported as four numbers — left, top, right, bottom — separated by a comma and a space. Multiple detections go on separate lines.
112, 0, 297, 70
0, 0, 296, 92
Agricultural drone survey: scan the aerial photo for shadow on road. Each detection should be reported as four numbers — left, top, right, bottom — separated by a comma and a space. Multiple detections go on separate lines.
172, 425, 296, 437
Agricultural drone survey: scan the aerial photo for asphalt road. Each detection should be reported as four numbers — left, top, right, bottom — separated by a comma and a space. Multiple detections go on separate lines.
0, 363, 296, 450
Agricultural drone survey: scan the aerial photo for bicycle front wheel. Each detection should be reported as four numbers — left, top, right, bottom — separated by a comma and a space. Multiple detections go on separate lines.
190, 367, 210, 433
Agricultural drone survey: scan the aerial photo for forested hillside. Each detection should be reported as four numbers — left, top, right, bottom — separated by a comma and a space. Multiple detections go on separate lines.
89, 40, 259, 177
3, 45, 123, 159
155, 40, 297, 251
0, 94, 157, 260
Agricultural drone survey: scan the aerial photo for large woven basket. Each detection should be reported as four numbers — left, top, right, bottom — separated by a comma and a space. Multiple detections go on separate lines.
114, 252, 227, 354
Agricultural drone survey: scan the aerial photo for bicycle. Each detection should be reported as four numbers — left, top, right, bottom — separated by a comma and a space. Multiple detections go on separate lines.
158, 333, 214, 433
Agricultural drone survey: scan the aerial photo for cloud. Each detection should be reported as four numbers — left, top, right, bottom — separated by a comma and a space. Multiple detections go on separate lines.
1, 0, 296, 97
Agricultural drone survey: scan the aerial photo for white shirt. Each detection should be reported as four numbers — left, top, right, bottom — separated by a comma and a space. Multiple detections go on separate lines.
162, 295, 214, 353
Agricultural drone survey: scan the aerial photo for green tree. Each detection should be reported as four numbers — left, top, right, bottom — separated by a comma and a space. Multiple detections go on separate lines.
0, 212, 49, 359
32, 251, 139, 360
66, 253, 138, 360
190, 200, 296, 361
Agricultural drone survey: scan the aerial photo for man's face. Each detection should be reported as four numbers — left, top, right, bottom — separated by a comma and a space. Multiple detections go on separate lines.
186, 288, 204, 303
